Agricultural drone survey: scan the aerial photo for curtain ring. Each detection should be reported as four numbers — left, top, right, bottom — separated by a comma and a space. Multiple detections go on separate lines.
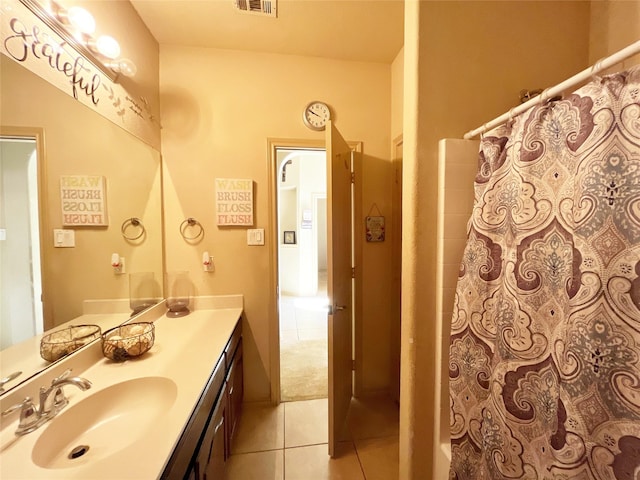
508, 107, 518, 124
591, 57, 606, 81
538, 88, 551, 106
121, 217, 145, 241
180, 217, 204, 240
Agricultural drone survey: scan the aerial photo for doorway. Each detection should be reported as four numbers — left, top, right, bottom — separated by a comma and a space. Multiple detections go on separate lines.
276, 148, 329, 402
0, 134, 44, 349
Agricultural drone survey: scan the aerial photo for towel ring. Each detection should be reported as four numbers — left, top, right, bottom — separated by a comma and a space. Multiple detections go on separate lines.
180, 218, 204, 240
121, 217, 145, 241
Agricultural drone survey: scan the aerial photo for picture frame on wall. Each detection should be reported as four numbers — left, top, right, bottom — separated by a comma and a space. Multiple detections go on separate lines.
284, 230, 296, 245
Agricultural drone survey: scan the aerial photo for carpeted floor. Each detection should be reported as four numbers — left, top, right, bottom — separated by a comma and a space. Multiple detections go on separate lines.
280, 338, 328, 401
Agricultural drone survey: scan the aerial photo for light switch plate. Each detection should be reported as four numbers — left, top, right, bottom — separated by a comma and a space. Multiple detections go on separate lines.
53, 228, 75, 247
247, 228, 265, 246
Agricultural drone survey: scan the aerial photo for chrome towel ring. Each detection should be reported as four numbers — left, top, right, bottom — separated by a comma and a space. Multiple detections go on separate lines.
180, 218, 204, 240
121, 217, 145, 241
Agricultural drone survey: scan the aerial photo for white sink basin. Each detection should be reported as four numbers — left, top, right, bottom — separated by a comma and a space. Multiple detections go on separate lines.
32, 376, 177, 469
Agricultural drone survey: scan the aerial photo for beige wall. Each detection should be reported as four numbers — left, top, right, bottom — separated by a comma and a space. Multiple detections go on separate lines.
590, 0, 640, 66
401, 1, 591, 478
391, 47, 404, 142
159, 46, 394, 401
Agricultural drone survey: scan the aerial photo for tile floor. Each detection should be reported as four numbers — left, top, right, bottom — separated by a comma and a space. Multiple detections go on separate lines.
224, 396, 399, 480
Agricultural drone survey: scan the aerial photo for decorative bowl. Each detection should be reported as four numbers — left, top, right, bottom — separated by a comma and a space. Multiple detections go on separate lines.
40, 325, 102, 362
101, 322, 155, 361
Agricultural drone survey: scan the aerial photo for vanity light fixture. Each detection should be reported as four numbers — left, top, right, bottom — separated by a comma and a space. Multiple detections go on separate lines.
58, 6, 95, 34
20, 0, 137, 80
90, 35, 121, 59
106, 58, 138, 77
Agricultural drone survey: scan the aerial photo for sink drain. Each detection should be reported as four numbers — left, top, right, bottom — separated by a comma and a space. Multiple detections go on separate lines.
68, 445, 90, 459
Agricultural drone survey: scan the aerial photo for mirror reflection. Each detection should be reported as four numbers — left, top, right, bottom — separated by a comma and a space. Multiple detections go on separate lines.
0, 56, 164, 393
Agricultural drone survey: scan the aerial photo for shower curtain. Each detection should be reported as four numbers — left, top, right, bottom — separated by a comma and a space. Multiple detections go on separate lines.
449, 66, 640, 480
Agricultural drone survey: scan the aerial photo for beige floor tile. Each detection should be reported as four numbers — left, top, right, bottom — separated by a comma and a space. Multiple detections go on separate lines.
284, 442, 365, 480
354, 435, 399, 480
232, 403, 285, 454
284, 398, 328, 447
347, 396, 399, 440
223, 450, 284, 480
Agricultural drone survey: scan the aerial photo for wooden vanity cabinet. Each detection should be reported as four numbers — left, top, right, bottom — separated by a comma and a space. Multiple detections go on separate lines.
161, 319, 243, 480
225, 340, 243, 457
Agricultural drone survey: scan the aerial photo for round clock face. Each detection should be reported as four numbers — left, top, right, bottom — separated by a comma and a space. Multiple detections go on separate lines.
303, 101, 331, 131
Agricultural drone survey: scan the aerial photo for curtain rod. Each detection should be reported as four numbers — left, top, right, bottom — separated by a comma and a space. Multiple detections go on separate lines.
463, 40, 640, 140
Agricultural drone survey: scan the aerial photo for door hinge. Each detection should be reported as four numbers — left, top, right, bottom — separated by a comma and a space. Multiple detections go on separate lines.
352, 359, 356, 371
351, 267, 355, 278
350, 172, 355, 184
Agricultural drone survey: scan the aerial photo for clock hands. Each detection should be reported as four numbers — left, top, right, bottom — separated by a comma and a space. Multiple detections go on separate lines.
309, 110, 322, 118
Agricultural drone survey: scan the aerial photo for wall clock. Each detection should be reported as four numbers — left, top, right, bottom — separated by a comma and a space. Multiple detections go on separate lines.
302, 101, 331, 131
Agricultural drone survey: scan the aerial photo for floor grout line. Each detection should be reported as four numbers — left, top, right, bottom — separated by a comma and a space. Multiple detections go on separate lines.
352, 437, 368, 480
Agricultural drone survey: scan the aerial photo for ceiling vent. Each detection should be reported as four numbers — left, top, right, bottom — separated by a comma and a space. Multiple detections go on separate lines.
234, 0, 277, 17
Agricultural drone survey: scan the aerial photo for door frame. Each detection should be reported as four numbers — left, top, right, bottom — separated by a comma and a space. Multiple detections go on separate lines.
267, 138, 363, 404
0, 126, 51, 332
390, 134, 403, 403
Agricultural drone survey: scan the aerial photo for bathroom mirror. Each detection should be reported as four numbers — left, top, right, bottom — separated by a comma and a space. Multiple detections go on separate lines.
0, 56, 164, 393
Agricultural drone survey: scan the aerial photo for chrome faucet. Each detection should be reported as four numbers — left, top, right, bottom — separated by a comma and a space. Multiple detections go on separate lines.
1, 369, 91, 436
39, 369, 92, 417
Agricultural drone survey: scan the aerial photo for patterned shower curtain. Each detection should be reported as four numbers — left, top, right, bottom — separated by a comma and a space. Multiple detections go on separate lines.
449, 66, 640, 480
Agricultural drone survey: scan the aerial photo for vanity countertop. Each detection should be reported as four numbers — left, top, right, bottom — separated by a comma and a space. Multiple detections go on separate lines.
0, 296, 243, 479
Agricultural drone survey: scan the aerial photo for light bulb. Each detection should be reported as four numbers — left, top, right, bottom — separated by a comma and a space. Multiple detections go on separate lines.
95, 35, 120, 59
110, 58, 137, 77
66, 6, 95, 34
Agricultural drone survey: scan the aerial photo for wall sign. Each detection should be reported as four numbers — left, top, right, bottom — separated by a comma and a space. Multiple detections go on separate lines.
365, 203, 385, 242
215, 178, 254, 226
366, 216, 385, 242
60, 175, 108, 226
